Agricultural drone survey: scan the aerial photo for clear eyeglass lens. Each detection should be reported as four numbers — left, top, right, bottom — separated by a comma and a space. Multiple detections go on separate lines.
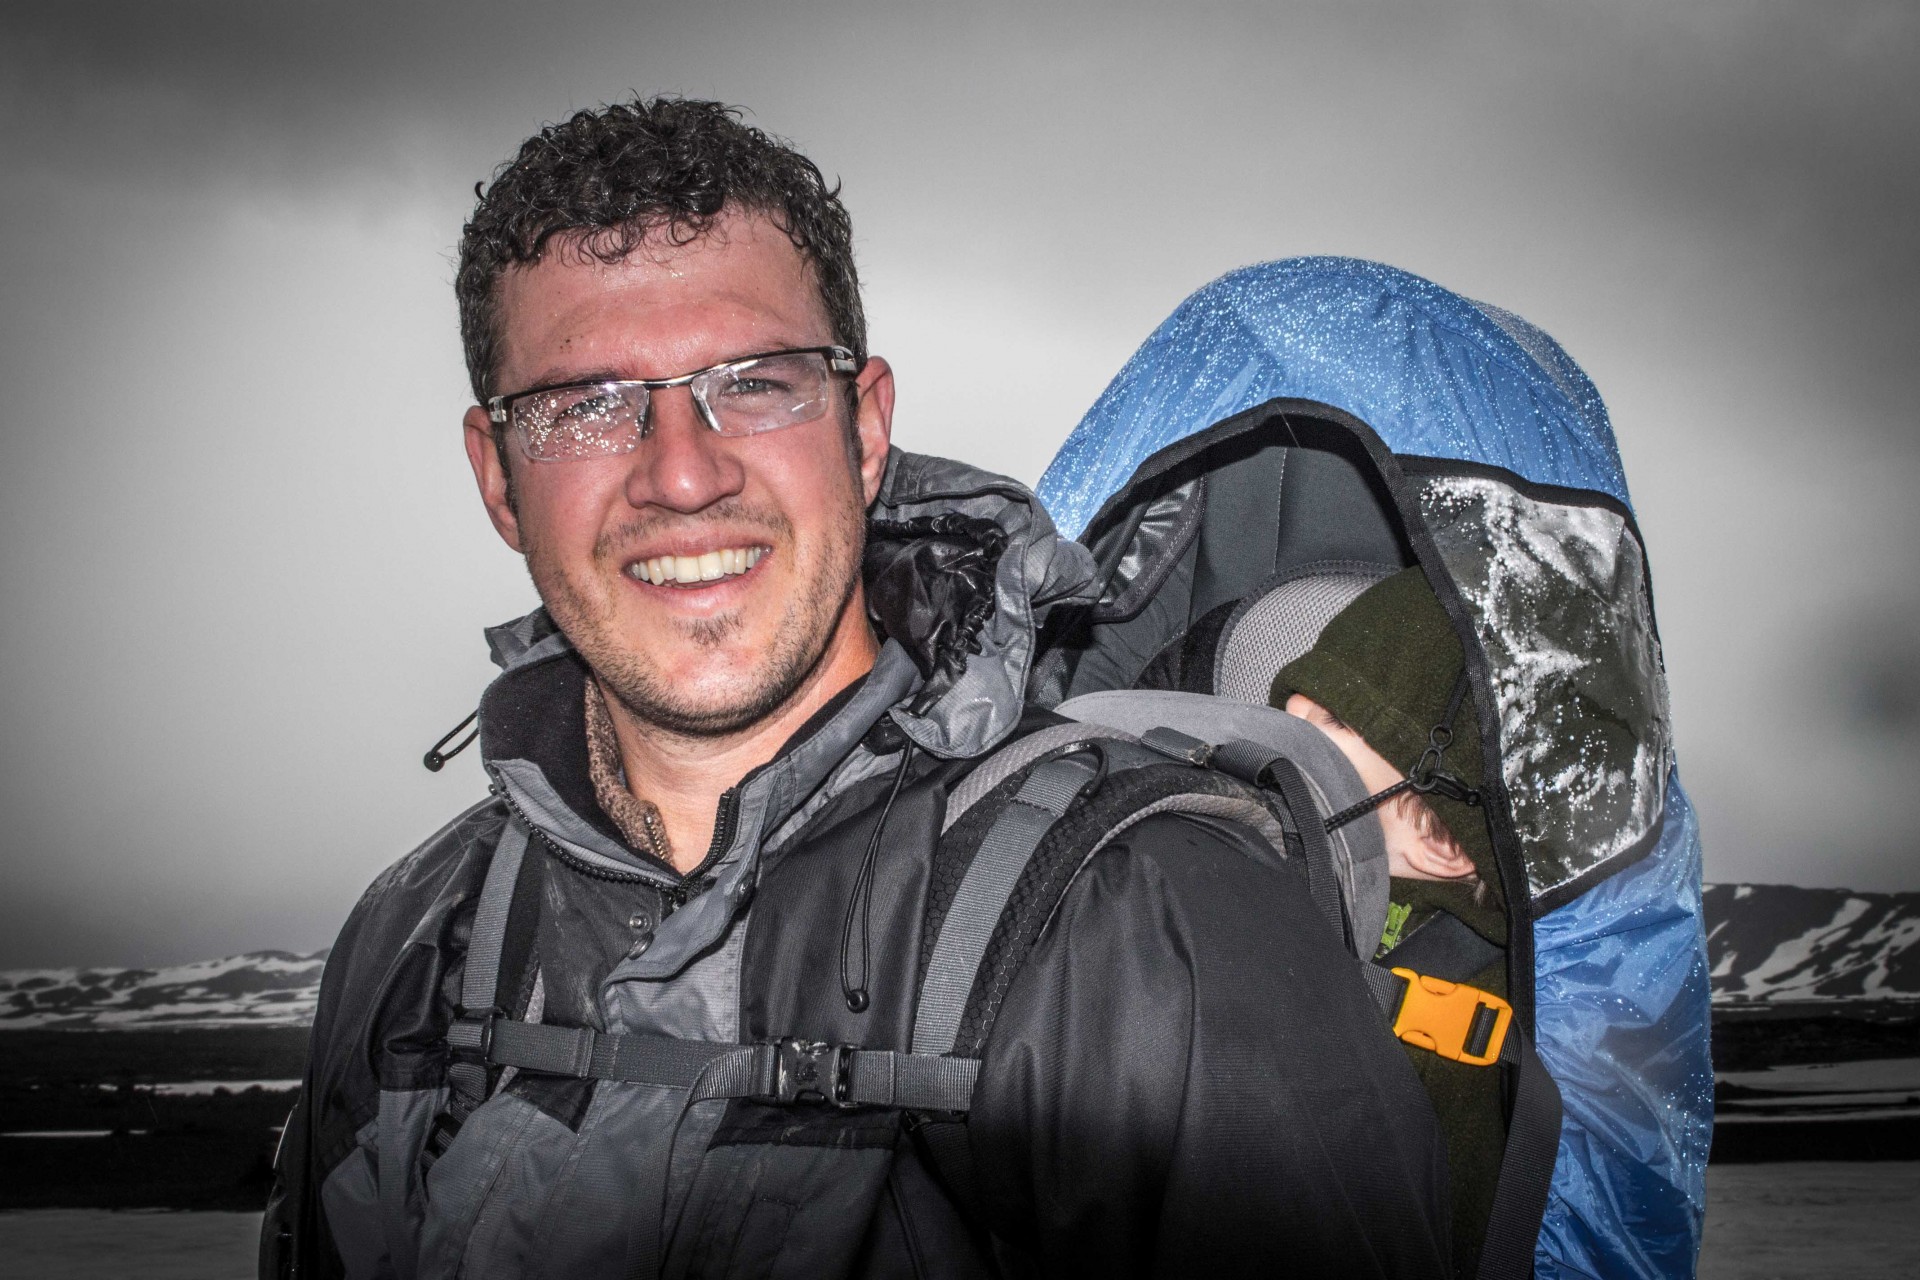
509, 352, 838, 458
700, 353, 835, 437
514, 383, 647, 460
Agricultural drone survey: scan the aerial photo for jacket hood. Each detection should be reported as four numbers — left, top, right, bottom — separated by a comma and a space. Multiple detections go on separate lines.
864, 450, 1097, 757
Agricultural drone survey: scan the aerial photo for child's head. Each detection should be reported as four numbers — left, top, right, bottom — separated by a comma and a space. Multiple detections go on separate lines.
1269, 567, 1496, 898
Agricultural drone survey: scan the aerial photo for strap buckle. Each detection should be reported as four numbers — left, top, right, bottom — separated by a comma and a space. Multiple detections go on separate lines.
1389, 968, 1512, 1067
447, 1005, 504, 1063
421, 1109, 463, 1165
768, 1038, 857, 1108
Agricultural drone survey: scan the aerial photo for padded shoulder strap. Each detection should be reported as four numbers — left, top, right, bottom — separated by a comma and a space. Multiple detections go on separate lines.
914, 752, 1105, 1054
1058, 689, 1391, 951
940, 720, 1137, 834
419, 817, 530, 1169
910, 737, 1272, 1218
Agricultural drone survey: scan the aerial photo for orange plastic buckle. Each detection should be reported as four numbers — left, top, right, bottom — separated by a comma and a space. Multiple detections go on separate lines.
1389, 968, 1513, 1067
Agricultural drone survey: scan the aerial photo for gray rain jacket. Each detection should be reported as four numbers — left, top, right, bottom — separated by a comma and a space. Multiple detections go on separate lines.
262, 452, 1450, 1279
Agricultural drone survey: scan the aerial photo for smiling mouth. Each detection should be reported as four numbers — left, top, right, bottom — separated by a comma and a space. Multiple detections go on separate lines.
624, 545, 769, 587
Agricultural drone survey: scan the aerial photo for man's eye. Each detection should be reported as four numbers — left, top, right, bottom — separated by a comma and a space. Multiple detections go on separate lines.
515, 388, 633, 441
553, 390, 625, 423
718, 375, 794, 399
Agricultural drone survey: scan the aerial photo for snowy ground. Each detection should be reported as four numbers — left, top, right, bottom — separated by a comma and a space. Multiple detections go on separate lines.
1698, 1162, 1919, 1279
0, 1210, 263, 1280
0, 1164, 1912, 1278
1716, 1057, 1920, 1127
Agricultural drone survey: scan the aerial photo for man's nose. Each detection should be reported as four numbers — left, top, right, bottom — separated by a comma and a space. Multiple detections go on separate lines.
624, 385, 745, 513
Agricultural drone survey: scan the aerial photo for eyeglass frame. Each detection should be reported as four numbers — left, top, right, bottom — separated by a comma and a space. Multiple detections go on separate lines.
485, 345, 862, 458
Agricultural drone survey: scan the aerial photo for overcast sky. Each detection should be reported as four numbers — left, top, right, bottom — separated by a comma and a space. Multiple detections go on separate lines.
2, 1, 1916, 968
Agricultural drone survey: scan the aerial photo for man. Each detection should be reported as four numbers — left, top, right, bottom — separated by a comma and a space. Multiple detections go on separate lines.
263, 98, 1449, 1278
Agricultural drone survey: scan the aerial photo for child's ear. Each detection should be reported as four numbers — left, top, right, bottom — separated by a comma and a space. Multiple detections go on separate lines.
1285, 694, 1334, 726
1401, 832, 1478, 882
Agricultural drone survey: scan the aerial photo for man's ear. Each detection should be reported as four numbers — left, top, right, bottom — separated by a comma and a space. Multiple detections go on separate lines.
850, 355, 895, 506
464, 405, 524, 553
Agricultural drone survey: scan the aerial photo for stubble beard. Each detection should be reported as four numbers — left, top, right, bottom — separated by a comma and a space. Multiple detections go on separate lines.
524, 495, 868, 739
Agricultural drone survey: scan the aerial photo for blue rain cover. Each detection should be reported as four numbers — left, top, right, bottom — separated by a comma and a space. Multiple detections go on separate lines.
1038, 258, 1712, 1277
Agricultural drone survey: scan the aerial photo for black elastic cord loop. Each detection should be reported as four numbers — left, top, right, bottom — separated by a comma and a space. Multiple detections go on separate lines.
1074, 740, 1111, 798
1405, 668, 1482, 806
424, 710, 479, 772
840, 740, 917, 1012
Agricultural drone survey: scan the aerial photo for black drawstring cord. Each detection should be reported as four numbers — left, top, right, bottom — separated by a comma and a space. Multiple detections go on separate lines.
1407, 668, 1482, 806
840, 740, 917, 1013
1323, 668, 1481, 831
1324, 777, 1416, 832
423, 710, 479, 772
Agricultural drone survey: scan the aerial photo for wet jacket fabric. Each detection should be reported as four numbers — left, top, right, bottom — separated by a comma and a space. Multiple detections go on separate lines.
262, 450, 1452, 1279
1037, 258, 1714, 1278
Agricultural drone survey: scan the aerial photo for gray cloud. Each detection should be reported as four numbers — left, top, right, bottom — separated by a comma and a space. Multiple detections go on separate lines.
2, 1, 1915, 966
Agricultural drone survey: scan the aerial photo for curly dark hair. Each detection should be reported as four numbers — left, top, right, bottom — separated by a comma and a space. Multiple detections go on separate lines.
455, 97, 866, 406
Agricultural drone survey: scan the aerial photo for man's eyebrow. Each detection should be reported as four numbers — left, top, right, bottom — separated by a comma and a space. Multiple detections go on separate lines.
505, 343, 815, 400
503, 369, 629, 399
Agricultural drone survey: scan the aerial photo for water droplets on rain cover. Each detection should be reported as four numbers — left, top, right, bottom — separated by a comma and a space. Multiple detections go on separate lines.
1417, 472, 1671, 902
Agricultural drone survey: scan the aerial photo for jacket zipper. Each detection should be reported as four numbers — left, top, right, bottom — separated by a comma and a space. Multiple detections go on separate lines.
488, 774, 743, 912
660, 787, 740, 911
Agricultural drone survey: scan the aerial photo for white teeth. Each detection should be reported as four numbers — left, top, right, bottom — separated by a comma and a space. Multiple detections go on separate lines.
629, 546, 769, 585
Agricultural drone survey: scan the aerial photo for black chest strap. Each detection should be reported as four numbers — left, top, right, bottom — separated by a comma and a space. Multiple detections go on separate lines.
448, 1018, 978, 1111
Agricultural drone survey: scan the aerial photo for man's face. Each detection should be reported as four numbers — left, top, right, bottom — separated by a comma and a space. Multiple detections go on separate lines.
464, 210, 893, 737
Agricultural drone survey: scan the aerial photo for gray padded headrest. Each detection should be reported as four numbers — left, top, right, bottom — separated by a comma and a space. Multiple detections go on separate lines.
1213, 560, 1398, 705
1055, 688, 1393, 954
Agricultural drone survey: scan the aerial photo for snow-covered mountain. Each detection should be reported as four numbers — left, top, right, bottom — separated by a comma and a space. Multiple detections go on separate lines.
0, 950, 325, 1029
1706, 883, 1920, 1005
1, 883, 1914, 1029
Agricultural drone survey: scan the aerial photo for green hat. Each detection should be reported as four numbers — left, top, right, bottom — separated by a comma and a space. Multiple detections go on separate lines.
1270, 566, 1496, 889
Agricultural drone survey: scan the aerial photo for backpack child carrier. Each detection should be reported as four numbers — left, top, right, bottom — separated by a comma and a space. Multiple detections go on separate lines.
1030, 258, 1714, 1279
